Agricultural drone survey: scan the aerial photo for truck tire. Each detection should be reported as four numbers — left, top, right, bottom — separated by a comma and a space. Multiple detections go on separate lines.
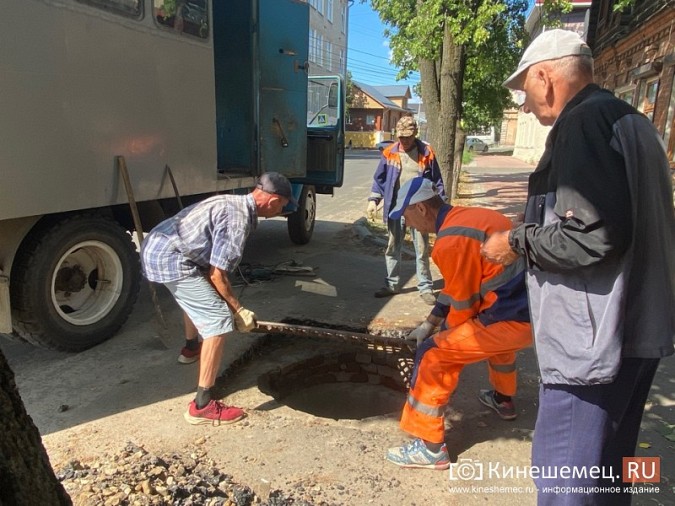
287, 185, 316, 245
10, 214, 140, 352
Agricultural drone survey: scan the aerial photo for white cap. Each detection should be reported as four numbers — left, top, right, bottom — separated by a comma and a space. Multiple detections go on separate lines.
503, 29, 592, 89
389, 177, 438, 220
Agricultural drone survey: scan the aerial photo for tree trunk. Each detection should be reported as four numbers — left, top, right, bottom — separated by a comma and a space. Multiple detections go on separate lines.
419, 22, 465, 199
0, 347, 71, 505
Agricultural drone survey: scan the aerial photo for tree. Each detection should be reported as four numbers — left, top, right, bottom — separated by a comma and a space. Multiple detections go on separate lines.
345, 70, 355, 116
0, 347, 71, 505
368, 0, 526, 197
462, 1, 527, 132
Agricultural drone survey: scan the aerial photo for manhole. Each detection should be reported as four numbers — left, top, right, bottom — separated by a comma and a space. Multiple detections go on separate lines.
258, 347, 415, 420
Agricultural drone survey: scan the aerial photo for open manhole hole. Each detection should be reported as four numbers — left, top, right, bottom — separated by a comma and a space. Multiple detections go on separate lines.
258, 321, 415, 420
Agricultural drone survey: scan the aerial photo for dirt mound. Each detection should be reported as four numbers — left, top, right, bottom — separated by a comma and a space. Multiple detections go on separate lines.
57, 441, 318, 506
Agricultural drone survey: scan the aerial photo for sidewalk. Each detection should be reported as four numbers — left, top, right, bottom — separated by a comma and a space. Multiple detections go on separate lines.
455, 152, 534, 217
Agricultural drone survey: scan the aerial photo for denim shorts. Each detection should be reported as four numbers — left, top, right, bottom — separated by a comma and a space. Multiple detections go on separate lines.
164, 276, 234, 339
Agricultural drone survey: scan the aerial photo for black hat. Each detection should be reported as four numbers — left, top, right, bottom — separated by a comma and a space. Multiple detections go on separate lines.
257, 172, 297, 205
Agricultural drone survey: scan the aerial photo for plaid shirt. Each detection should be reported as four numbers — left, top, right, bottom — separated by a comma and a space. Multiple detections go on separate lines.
141, 194, 257, 283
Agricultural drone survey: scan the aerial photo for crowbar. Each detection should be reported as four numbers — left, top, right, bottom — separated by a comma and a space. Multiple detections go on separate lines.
252, 320, 415, 354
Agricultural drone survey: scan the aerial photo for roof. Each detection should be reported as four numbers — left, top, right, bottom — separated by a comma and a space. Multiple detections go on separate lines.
352, 81, 408, 112
372, 85, 411, 99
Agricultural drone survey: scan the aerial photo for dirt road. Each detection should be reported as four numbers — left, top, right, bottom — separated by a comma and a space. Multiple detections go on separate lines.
3, 152, 673, 505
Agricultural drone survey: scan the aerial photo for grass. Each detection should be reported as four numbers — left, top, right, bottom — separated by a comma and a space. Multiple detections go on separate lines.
462, 150, 474, 165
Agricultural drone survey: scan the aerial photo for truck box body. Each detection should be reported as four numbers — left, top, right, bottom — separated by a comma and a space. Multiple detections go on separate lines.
0, 0, 343, 349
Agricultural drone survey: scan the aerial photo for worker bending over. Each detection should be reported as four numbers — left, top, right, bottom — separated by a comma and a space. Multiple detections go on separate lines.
385, 177, 531, 469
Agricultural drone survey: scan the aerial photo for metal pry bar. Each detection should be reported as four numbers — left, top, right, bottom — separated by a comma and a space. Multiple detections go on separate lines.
252, 320, 415, 354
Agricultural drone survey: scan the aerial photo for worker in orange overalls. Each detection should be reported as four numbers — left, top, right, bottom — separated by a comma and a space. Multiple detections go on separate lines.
385, 177, 532, 470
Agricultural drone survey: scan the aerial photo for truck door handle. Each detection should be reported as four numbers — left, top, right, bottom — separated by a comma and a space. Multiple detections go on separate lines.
294, 60, 309, 74
272, 117, 289, 148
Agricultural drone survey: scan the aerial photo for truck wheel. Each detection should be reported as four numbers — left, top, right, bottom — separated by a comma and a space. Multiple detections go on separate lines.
10, 214, 140, 352
287, 185, 316, 245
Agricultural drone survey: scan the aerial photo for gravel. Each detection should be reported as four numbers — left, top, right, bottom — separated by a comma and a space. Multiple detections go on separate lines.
57, 441, 319, 506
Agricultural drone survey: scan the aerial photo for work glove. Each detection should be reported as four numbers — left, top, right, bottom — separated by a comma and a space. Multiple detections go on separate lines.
406, 321, 435, 347
366, 200, 377, 222
234, 307, 257, 332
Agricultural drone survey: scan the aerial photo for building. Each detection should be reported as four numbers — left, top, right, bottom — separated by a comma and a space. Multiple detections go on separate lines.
499, 109, 519, 146
345, 82, 412, 148
306, 0, 349, 77
513, 1, 593, 163
588, 0, 674, 167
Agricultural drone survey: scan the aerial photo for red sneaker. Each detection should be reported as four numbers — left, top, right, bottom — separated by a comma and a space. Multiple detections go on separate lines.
177, 342, 201, 364
184, 400, 246, 426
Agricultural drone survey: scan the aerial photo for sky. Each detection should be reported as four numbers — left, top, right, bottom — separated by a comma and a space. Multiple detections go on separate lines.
346, 2, 421, 98
346, 1, 536, 100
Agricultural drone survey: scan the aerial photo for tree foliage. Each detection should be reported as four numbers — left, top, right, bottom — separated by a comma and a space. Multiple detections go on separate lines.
345, 70, 355, 115
462, 0, 527, 131
367, 0, 527, 195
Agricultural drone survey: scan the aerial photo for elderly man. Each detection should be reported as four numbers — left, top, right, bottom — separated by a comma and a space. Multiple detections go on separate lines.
481, 29, 674, 504
141, 172, 294, 425
385, 177, 531, 469
367, 116, 444, 305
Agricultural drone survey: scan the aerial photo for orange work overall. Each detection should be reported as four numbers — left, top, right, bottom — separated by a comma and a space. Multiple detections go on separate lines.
401, 318, 531, 443
400, 206, 532, 443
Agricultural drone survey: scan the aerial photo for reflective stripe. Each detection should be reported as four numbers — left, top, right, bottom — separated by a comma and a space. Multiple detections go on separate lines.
490, 362, 517, 373
480, 258, 526, 296
436, 226, 487, 242
407, 393, 445, 418
437, 293, 452, 305
437, 291, 480, 310
435, 228, 526, 312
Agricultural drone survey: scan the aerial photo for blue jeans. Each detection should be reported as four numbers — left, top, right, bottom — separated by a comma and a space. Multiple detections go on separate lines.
532, 357, 660, 506
384, 218, 432, 293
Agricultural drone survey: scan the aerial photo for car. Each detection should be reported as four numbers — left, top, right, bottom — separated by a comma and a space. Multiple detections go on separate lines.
376, 139, 396, 152
465, 137, 489, 153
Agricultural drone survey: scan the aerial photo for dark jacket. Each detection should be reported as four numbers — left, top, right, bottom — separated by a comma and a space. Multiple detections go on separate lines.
510, 84, 675, 385
369, 139, 445, 223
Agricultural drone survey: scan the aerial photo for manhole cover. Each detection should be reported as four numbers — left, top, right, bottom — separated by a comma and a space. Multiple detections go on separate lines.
258, 349, 414, 420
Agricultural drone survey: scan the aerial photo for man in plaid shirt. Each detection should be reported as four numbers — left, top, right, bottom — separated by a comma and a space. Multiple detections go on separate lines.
142, 172, 295, 425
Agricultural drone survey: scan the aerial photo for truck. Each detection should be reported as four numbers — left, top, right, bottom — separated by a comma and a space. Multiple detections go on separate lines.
0, 0, 345, 352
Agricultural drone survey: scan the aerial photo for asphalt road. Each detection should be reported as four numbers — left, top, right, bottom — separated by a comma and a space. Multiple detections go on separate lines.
317, 149, 382, 223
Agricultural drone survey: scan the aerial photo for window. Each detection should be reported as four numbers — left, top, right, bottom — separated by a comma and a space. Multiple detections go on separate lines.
317, 0, 324, 15
307, 78, 340, 127
77, 0, 143, 18
616, 87, 636, 107
339, 48, 345, 74
637, 78, 659, 122
664, 79, 675, 165
326, 0, 333, 22
325, 40, 332, 70
154, 0, 209, 39
366, 114, 375, 126
341, 3, 347, 34
309, 28, 318, 62
317, 34, 324, 65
